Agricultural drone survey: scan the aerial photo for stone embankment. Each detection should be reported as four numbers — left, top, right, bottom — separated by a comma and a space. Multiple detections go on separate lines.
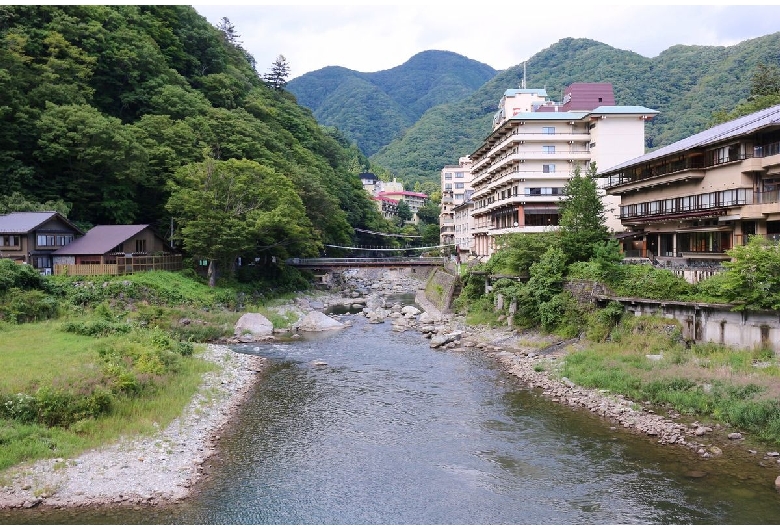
0, 344, 265, 511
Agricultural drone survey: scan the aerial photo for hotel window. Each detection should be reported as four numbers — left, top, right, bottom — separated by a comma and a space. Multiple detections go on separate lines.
542, 127, 555, 134
542, 164, 556, 173
445, 183, 452, 190
455, 172, 464, 178
455, 182, 465, 189
444, 173, 452, 180
542, 146, 555, 154
454, 194, 464, 201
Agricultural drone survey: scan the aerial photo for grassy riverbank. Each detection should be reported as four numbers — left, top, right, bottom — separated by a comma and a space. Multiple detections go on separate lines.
0, 263, 305, 472
557, 314, 780, 444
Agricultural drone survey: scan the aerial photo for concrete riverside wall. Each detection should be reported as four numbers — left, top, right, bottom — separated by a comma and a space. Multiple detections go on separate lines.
424, 268, 458, 313
602, 297, 780, 353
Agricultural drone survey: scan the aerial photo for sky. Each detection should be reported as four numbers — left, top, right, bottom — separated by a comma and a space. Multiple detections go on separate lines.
193, 3, 780, 80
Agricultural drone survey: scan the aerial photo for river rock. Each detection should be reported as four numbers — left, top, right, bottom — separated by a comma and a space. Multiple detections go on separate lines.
294, 311, 345, 332
401, 305, 421, 317
728, 432, 743, 440
234, 313, 274, 341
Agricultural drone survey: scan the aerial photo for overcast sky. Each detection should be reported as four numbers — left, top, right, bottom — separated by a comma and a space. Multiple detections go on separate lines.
193, 4, 780, 80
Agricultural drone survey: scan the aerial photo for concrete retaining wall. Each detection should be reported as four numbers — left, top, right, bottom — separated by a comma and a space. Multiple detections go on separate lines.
424, 268, 459, 313
610, 298, 780, 352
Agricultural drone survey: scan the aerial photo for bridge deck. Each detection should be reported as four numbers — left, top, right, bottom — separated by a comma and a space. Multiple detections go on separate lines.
287, 257, 445, 268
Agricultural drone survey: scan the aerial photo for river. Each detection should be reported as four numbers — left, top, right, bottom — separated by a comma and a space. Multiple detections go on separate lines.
6, 310, 780, 524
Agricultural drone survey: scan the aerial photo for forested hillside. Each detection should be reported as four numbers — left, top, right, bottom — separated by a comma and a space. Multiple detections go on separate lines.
286, 50, 497, 156
0, 5, 388, 258
370, 35, 780, 182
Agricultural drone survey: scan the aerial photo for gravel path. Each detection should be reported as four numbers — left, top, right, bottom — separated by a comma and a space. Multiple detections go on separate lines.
0, 344, 264, 510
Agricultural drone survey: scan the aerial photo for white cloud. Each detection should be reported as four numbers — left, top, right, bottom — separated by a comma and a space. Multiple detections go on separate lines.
193, 4, 780, 79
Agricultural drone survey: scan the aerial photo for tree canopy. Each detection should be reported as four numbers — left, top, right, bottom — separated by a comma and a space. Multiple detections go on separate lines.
558, 162, 610, 265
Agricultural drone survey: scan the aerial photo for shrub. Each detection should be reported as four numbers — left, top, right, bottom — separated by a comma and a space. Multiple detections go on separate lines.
0, 288, 60, 323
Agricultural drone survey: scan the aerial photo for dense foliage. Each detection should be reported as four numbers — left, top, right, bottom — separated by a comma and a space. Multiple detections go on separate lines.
287, 50, 497, 156
0, 5, 391, 264
371, 34, 780, 183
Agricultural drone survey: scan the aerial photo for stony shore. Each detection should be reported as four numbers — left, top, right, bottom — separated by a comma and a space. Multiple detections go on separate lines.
0, 344, 266, 511
2, 267, 779, 511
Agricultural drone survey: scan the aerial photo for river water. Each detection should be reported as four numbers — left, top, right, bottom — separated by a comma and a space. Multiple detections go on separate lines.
7, 310, 780, 524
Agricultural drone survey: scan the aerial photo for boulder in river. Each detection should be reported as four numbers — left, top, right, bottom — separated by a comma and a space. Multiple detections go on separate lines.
294, 311, 346, 332
234, 313, 274, 342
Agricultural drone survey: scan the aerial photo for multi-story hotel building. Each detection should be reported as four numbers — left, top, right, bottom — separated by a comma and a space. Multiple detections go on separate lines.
468, 83, 658, 258
602, 103, 780, 276
440, 156, 473, 246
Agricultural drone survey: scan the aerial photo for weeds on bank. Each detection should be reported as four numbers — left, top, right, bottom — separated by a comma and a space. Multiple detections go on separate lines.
561, 314, 780, 443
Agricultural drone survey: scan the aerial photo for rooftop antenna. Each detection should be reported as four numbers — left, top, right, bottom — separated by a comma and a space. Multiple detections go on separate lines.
522, 61, 526, 89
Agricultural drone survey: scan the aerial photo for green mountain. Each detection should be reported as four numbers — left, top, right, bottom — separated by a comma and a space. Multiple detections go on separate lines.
286, 50, 498, 156
0, 5, 388, 255
370, 35, 780, 183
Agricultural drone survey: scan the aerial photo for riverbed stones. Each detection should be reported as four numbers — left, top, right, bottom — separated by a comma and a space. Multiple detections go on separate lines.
234, 312, 274, 341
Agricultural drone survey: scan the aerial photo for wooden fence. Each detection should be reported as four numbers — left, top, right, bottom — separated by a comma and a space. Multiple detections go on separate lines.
54, 254, 182, 276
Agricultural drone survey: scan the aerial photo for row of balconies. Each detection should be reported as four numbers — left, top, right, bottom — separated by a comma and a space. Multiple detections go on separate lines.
473, 150, 590, 186
619, 187, 753, 221
471, 131, 591, 173
472, 194, 565, 215
471, 170, 570, 200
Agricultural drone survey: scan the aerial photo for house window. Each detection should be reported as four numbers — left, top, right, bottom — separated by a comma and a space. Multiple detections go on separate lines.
542, 127, 555, 135
542, 146, 555, 154
135, 239, 147, 253
1, 235, 19, 247
56, 235, 73, 246
543, 164, 556, 173
37, 234, 56, 246
33, 256, 52, 269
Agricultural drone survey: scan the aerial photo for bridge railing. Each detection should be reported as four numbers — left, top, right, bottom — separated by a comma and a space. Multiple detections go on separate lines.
286, 256, 446, 266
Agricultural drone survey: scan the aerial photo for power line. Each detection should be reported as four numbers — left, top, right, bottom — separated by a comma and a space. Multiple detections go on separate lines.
353, 227, 422, 238
325, 244, 455, 251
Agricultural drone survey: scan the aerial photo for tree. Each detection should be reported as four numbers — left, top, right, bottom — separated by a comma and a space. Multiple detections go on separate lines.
395, 200, 412, 225
558, 162, 610, 265
216, 17, 240, 46
167, 157, 320, 287
264, 54, 290, 90
721, 236, 780, 311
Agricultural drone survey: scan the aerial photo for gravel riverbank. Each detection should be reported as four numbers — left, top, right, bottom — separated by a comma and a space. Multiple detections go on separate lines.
0, 344, 265, 511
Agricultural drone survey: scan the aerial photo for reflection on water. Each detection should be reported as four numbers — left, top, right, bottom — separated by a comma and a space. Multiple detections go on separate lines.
5, 313, 780, 524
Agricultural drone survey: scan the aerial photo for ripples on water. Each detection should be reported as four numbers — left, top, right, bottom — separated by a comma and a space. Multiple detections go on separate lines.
6, 313, 780, 524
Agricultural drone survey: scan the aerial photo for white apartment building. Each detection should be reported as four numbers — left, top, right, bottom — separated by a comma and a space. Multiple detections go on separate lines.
469, 83, 658, 258
440, 156, 473, 246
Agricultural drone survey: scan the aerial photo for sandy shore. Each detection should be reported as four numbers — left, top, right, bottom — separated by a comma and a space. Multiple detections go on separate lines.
0, 344, 265, 510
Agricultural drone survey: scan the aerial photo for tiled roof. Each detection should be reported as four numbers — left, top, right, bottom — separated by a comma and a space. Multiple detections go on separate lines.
602, 103, 780, 174
53, 225, 149, 255
0, 211, 65, 233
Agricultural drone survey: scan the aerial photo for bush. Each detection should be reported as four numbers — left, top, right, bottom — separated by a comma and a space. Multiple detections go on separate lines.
0, 288, 60, 323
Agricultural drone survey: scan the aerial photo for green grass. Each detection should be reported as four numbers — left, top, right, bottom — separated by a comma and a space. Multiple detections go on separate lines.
0, 322, 104, 394
560, 315, 780, 443
0, 320, 214, 471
